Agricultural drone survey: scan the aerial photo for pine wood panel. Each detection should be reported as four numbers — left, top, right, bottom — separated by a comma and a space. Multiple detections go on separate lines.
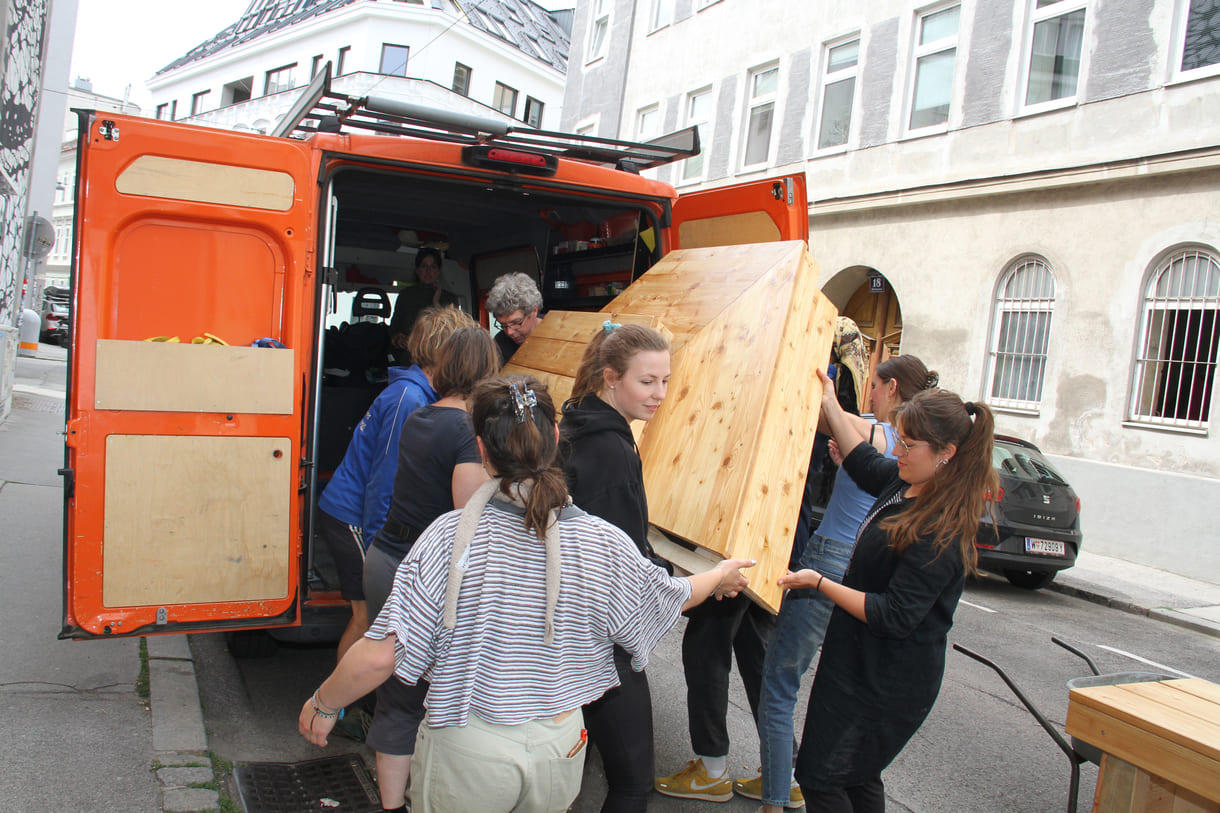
94, 339, 294, 414
103, 434, 292, 606
1093, 756, 1219, 813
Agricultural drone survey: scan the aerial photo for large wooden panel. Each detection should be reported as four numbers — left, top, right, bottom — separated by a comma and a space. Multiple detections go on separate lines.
103, 435, 292, 606
94, 340, 294, 413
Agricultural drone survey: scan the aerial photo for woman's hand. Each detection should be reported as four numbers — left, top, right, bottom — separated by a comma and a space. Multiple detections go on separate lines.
828, 438, 843, 466
778, 568, 823, 591
712, 558, 754, 600
816, 368, 841, 417
299, 697, 337, 747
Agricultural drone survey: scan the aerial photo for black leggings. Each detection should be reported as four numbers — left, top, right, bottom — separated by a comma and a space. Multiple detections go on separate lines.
582, 647, 654, 813
800, 776, 886, 813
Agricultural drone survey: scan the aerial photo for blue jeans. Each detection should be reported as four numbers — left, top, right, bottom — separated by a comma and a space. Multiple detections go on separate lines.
756, 533, 854, 807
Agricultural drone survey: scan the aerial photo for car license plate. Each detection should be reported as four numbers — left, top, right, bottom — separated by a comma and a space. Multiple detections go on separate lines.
1025, 537, 1065, 556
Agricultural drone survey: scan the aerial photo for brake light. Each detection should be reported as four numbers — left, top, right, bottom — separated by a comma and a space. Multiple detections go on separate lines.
461, 145, 558, 176
1075, 497, 1081, 513
487, 148, 548, 168
984, 486, 1005, 502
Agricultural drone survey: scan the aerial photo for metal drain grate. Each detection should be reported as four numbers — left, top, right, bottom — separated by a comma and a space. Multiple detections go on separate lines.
234, 753, 380, 813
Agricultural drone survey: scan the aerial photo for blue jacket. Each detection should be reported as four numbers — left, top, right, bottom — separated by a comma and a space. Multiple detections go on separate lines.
318, 365, 436, 540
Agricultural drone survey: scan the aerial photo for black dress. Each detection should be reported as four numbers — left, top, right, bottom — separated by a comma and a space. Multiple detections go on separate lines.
794, 442, 967, 791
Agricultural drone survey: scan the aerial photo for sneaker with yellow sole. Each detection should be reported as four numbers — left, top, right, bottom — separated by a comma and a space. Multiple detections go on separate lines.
732, 774, 805, 809
654, 759, 734, 802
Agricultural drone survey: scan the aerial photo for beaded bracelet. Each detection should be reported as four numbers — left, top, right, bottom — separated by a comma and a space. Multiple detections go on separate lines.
311, 689, 345, 720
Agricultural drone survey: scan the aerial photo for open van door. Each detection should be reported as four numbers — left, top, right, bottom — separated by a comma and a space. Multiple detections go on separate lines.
61, 113, 318, 639
670, 174, 808, 248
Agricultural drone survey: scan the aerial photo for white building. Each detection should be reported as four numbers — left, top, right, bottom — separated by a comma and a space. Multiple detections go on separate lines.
148, 0, 571, 135
561, 0, 1220, 583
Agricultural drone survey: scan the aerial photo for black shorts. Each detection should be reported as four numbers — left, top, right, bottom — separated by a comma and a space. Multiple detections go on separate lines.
318, 509, 366, 601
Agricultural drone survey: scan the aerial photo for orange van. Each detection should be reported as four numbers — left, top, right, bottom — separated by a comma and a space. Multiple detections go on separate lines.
60, 68, 807, 646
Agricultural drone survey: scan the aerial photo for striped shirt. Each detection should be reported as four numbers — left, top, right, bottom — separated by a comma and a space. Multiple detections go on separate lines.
366, 499, 691, 727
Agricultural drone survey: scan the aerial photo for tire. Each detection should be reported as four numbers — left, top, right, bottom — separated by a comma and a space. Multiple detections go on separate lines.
224, 629, 279, 658
1004, 569, 1057, 590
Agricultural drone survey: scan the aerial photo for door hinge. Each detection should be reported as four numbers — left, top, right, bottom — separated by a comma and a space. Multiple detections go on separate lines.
64, 416, 87, 448
98, 120, 119, 142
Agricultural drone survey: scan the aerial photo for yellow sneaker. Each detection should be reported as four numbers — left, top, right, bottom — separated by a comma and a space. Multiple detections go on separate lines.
654, 759, 733, 802
732, 773, 806, 809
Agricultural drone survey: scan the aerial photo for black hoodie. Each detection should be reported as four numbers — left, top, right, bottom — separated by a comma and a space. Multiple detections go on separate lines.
558, 393, 664, 567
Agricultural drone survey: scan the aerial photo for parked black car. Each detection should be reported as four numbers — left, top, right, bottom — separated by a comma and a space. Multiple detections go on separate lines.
978, 435, 1082, 589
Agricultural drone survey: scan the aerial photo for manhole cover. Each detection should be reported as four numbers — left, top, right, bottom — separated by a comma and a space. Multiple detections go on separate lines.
234, 753, 379, 813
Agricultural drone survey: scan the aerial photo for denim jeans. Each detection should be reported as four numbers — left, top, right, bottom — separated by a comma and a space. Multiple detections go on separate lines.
756, 533, 855, 807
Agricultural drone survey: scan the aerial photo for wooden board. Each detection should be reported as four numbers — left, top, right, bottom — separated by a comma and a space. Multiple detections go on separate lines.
1067, 679, 1220, 804
103, 434, 292, 606
502, 310, 670, 409
116, 155, 295, 211
94, 339, 294, 414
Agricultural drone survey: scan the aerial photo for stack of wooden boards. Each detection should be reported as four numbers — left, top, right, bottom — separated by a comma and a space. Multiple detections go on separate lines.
504, 241, 837, 612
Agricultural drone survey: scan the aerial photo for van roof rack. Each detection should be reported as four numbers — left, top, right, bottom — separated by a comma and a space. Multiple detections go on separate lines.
273, 62, 699, 172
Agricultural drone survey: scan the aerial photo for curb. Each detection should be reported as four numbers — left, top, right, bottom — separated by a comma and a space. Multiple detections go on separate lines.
1047, 580, 1220, 640
147, 636, 221, 813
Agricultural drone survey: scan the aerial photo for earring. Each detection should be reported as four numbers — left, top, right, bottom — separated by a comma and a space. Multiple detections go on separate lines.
610, 384, 615, 389
937, 459, 947, 467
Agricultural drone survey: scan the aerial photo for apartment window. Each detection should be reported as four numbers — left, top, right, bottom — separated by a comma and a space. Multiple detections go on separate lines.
909, 4, 960, 131
743, 64, 779, 167
1178, 0, 1220, 77
524, 97, 545, 128
493, 82, 518, 116
155, 103, 169, 120
453, 62, 472, 96
817, 37, 860, 150
1024, 0, 1086, 107
223, 77, 253, 106
337, 46, 351, 76
587, 0, 610, 62
311, 54, 324, 79
264, 64, 296, 95
380, 44, 409, 76
681, 88, 712, 181
649, 0, 673, 30
190, 90, 211, 116
986, 257, 1056, 409
170, 100, 178, 120
637, 105, 660, 140
1129, 247, 1220, 430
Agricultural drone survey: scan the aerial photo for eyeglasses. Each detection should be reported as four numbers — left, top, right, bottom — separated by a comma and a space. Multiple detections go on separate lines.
495, 312, 531, 332
894, 435, 930, 454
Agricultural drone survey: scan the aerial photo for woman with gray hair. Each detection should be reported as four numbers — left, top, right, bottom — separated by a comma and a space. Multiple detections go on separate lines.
486, 272, 544, 363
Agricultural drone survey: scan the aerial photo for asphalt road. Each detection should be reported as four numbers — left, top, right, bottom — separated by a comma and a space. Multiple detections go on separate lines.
192, 576, 1220, 813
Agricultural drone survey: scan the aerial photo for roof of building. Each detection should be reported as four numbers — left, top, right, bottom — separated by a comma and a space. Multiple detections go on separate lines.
156, 0, 571, 77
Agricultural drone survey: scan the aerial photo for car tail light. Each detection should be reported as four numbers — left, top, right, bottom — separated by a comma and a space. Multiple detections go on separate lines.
984, 486, 1005, 502
461, 145, 558, 176
1075, 497, 1081, 513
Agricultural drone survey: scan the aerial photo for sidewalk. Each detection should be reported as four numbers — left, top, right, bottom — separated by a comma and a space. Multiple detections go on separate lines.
4, 348, 1220, 812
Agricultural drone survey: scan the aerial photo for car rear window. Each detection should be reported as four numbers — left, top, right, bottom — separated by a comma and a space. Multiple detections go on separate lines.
992, 444, 1067, 485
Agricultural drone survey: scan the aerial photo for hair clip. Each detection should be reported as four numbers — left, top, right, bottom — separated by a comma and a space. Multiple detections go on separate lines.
603, 320, 622, 334
510, 381, 538, 423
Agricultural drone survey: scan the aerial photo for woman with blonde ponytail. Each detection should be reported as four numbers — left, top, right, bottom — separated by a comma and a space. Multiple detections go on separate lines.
298, 376, 755, 813
779, 373, 997, 812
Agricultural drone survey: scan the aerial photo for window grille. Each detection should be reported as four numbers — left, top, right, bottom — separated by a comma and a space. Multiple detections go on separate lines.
1130, 248, 1220, 429
987, 257, 1055, 408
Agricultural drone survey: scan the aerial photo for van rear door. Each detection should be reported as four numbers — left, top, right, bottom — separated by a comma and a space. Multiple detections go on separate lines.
61, 113, 318, 639
670, 174, 809, 248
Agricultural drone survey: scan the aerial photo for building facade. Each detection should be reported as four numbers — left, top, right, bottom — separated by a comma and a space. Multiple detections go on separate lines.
148, 0, 571, 135
561, 0, 1220, 582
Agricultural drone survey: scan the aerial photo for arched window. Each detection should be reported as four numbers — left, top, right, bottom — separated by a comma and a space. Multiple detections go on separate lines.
1129, 247, 1220, 429
986, 256, 1055, 409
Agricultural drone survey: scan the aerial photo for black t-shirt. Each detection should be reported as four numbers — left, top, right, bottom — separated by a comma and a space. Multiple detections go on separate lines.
495, 330, 519, 365
373, 405, 481, 557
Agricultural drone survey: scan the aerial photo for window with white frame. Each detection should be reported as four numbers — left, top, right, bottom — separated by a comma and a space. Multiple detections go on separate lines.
380, 44, 409, 76
908, 4, 960, 131
155, 103, 169, 120
1023, 0, 1086, 107
453, 63, 472, 96
649, 0, 673, 31
191, 90, 211, 116
1177, 0, 1220, 78
986, 257, 1056, 408
337, 46, 351, 76
681, 88, 712, 181
1129, 247, 1220, 429
743, 64, 779, 168
587, 0, 610, 63
637, 105, 660, 140
264, 64, 296, 96
524, 97, 545, 128
817, 37, 860, 150
493, 82, 518, 117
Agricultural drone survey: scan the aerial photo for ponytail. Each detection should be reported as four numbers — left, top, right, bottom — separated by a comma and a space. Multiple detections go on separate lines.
470, 375, 569, 538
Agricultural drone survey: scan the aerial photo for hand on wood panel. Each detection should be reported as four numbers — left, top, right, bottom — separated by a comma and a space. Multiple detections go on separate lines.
816, 368, 842, 417
712, 558, 754, 600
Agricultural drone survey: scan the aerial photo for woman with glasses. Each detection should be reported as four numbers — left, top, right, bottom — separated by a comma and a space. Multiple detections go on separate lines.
739, 354, 936, 812
779, 374, 997, 813
486, 272, 545, 364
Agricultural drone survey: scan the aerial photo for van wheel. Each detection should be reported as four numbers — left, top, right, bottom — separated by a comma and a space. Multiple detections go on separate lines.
224, 630, 278, 658
1004, 569, 1056, 590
